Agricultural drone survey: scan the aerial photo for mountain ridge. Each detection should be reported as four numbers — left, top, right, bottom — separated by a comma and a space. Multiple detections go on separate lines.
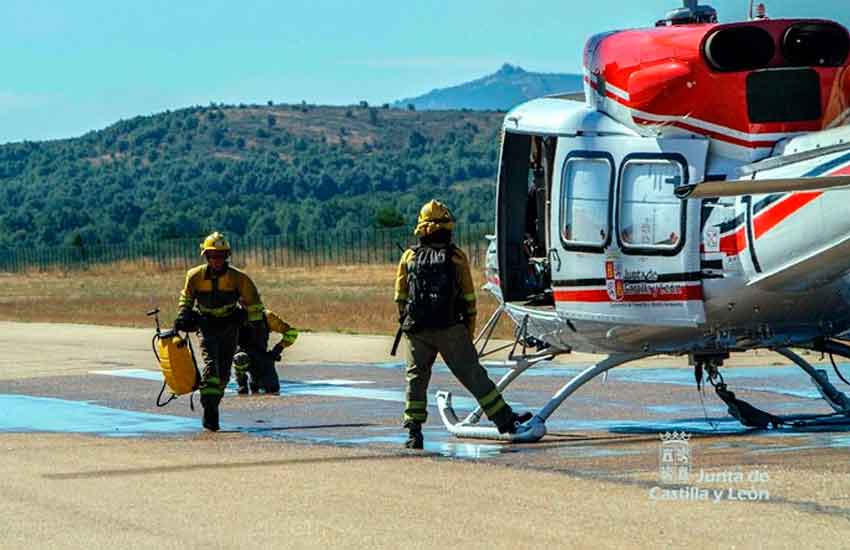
395, 63, 583, 111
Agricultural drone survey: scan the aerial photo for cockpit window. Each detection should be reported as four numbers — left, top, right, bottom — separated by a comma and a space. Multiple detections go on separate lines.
560, 155, 613, 251
618, 158, 685, 253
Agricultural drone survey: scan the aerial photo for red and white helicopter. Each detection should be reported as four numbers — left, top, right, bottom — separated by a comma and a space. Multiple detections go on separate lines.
437, 1, 850, 442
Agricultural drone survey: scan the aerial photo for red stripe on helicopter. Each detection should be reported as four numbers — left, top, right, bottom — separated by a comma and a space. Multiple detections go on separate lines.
632, 117, 778, 150
718, 227, 747, 256
554, 285, 703, 303
585, 78, 781, 150
710, 173, 849, 256
753, 192, 822, 239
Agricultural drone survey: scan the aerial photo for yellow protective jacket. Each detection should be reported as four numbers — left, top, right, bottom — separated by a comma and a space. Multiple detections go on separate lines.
394, 244, 477, 333
177, 264, 264, 322
266, 309, 298, 348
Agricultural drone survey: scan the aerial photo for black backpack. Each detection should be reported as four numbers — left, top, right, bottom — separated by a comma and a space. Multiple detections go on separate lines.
404, 244, 462, 331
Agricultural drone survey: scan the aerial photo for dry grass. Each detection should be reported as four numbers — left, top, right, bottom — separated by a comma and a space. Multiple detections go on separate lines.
0, 262, 511, 337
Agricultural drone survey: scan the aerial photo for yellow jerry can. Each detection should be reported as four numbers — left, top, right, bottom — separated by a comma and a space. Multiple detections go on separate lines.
158, 333, 199, 396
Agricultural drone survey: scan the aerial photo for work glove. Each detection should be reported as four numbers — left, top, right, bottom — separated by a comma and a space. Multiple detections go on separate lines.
174, 309, 199, 332
270, 342, 284, 362
173, 317, 188, 332
281, 328, 298, 347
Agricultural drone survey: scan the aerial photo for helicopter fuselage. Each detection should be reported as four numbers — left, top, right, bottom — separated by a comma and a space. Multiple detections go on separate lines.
491, 17, 850, 355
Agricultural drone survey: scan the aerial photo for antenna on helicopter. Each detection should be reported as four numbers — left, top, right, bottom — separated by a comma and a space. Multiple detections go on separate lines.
748, 0, 768, 20
656, 0, 717, 26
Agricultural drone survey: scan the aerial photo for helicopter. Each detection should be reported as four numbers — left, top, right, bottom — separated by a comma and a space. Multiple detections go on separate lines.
436, 1, 850, 442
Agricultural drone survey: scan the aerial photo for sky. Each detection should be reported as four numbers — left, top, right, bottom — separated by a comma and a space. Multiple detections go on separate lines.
2, 0, 849, 144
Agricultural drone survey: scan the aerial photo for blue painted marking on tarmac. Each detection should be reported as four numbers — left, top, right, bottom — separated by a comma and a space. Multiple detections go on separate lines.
547, 415, 850, 455
318, 361, 585, 379
314, 362, 848, 401
90, 369, 482, 409
546, 416, 751, 435
645, 404, 726, 415
0, 393, 509, 459
0, 390, 508, 458
0, 395, 198, 436
605, 365, 837, 400
5, 391, 850, 459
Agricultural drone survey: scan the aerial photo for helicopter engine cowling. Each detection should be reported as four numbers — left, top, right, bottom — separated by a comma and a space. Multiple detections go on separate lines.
583, 18, 850, 162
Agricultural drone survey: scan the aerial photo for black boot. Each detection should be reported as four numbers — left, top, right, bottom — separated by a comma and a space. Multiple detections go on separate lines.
495, 410, 533, 434
202, 405, 220, 432
404, 423, 424, 449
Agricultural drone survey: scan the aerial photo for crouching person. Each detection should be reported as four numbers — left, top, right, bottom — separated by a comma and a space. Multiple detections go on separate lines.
174, 232, 265, 431
234, 309, 298, 395
395, 200, 531, 449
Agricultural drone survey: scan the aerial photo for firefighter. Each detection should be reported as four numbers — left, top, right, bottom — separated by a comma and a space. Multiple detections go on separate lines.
395, 200, 531, 449
234, 309, 299, 395
174, 231, 265, 431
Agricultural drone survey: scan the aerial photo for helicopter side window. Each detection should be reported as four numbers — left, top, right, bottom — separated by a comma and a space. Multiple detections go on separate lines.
618, 157, 687, 255
560, 154, 614, 252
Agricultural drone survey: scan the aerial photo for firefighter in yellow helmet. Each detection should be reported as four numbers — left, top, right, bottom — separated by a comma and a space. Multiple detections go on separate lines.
394, 200, 531, 449
233, 309, 299, 394
175, 231, 265, 431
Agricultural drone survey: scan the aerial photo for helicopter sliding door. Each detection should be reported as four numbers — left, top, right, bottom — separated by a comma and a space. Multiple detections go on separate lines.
496, 131, 554, 303
550, 135, 709, 327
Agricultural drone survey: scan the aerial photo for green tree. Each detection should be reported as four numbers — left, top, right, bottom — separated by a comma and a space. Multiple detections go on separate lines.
375, 207, 405, 228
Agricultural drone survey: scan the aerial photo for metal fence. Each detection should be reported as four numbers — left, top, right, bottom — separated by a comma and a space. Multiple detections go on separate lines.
0, 223, 494, 273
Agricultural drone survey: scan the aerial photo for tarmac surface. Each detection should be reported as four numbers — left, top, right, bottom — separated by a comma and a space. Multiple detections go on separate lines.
2, 321, 850, 548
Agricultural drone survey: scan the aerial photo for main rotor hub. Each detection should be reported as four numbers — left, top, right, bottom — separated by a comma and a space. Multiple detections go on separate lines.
656, 1, 717, 26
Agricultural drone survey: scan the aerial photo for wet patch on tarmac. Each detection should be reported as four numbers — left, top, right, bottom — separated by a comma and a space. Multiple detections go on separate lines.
4, 362, 850, 464
0, 394, 198, 436
91, 368, 482, 409
305, 360, 850, 401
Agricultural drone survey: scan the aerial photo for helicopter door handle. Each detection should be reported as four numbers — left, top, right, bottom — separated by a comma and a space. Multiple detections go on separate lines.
548, 248, 562, 271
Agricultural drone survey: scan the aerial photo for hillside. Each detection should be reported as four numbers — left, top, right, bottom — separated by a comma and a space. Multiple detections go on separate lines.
0, 103, 504, 249
395, 64, 583, 111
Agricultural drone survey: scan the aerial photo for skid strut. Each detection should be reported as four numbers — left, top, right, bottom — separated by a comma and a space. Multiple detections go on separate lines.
776, 347, 850, 412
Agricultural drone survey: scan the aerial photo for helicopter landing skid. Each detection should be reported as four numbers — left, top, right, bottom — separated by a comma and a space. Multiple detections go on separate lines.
436, 351, 653, 443
436, 390, 547, 442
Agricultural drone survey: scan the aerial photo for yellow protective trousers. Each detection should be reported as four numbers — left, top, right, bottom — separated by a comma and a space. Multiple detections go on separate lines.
403, 323, 512, 428
197, 316, 240, 410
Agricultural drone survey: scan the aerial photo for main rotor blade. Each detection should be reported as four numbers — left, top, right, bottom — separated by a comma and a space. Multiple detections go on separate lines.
676, 175, 850, 199
550, 90, 585, 102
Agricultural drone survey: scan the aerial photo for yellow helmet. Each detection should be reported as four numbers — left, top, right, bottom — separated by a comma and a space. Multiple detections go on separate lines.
199, 231, 231, 256
414, 200, 454, 237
